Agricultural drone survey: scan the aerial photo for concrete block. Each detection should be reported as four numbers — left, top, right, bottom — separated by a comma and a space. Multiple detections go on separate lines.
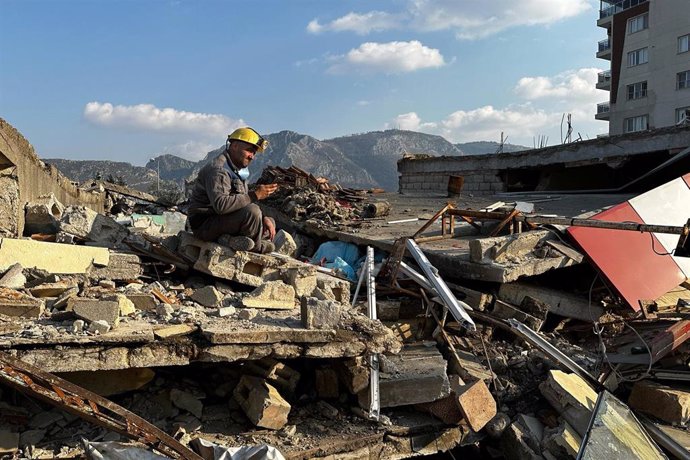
242, 281, 296, 309
233, 375, 291, 430
24, 193, 64, 235
453, 378, 497, 432
274, 229, 297, 257
101, 293, 136, 316
88, 320, 111, 334
238, 309, 258, 320
217, 306, 236, 317
539, 370, 597, 436
243, 357, 301, 393
0, 288, 44, 318
315, 273, 350, 305
170, 389, 203, 418
285, 267, 317, 298
315, 367, 339, 399
125, 293, 157, 311
0, 263, 25, 289
300, 297, 342, 329
68, 298, 120, 327
0, 238, 109, 274
628, 380, 690, 425
59, 206, 128, 246
337, 357, 369, 394
191, 286, 223, 307
498, 282, 604, 323
72, 319, 85, 332
358, 344, 450, 408
542, 421, 581, 459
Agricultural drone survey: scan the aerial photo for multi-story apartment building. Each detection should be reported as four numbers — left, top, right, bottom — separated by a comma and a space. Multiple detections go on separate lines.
596, 0, 690, 135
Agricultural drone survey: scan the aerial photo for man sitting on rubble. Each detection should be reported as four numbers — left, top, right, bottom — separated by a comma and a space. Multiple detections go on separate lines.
187, 127, 278, 254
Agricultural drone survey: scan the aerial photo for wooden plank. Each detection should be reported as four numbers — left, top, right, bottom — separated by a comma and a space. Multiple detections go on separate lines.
654, 284, 690, 309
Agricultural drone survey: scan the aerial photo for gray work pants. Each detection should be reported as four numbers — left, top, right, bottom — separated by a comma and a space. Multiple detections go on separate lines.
192, 203, 263, 248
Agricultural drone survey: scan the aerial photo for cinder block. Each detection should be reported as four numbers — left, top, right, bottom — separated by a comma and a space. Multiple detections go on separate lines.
301, 297, 342, 329
629, 380, 690, 425
233, 375, 291, 430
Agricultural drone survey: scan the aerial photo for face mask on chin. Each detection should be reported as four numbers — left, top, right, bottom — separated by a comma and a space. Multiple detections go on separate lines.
238, 168, 250, 180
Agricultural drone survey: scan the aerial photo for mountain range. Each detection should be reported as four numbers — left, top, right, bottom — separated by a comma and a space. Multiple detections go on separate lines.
46, 129, 528, 194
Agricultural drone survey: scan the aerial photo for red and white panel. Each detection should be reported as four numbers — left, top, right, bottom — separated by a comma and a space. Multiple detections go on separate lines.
568, 174, 690, 311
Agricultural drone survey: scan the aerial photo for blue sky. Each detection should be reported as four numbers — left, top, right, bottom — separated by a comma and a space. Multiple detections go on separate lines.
0, 0, 609, 165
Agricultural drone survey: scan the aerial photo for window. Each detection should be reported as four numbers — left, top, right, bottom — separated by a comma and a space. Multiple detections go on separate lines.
679, 34, 690, 54
678, 71, 690, 90
627, 81, 647, 100
628, 13, 648, 34
624, 115, 648, 133
627, 47, 648, 67
676, 107, 690, 124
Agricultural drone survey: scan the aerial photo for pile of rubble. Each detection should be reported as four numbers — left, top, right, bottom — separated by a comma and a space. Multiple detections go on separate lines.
1, 163, 690, 459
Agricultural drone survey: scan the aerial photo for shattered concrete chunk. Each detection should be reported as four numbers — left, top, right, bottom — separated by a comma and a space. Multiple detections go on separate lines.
88, 252, 143, 281
154, 324, 197, 339
59, 205, 128, 246
125, 293, 157, 311
24, 193, 64, 235
98, 280, 116, 290
217, 306, 236, 317
541, 421, 581, 459
300, 297, 342, 329
629, 380, 690, 425
0, 430, 19, 455
29, 280, 77, 298
501, 421, 544, 460
68, 298, 120, 327
88, 320, 111, 334
170, 388, 204, 418
453, 378, 497, 432
0, 263, 25, 289
233, 375, 291, 430
243, 357, 301, 393
72, 319, 85, 333
102, 293, 136, 316
156, 303, 174, 320
274, 229, 297, 257
539, 370, 597, 436
242, 281, 296, 310
190, 286, 223, 307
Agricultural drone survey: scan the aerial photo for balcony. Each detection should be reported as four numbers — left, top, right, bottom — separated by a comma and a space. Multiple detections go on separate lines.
598, 0, 648, 26
595, 102, 611, 120
596, 70, 612, 90
597, 38, 611, 59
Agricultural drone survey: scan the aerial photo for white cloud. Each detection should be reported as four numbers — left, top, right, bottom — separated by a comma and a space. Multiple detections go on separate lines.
357, 100, 371, 106
515, 68, 602, 102
307, 11, 401, 35
327, 40, 446, 74
308, 0, 590, 39
387, 67, 608, 145
83, 102, 244, 136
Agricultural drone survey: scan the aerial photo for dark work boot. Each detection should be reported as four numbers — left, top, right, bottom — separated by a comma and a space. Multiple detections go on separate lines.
217, 234, 255, 252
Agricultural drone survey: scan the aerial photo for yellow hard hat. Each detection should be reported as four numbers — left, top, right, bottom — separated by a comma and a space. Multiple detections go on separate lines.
228, 127, 268, 152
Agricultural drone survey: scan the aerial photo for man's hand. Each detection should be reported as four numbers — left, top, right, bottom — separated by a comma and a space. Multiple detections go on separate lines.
263, 216, 276, 241
254, 183, 278, 200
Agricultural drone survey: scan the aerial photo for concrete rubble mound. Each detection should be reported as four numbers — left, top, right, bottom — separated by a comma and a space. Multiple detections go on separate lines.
1, 120, 689, 459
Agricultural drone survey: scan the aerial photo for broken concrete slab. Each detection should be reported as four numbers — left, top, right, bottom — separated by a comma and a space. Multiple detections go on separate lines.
234, 375, 291, 430
542, 421, 580, 459
628, 380, 690, 425
539, 370, 597, 436
24, 193, 64, 235
88, 252, 143, 281
501, 421, 544, 460
201, 317, 335, 344
491, 299, 544, 331
190, 286, 223, 307
154, 324, 198, 340
170, 388, 203, 418
102, 293, 136, 316
498, 282, 604, 322
59, 205, 128, 246
358, 344, 450, 408
0, 263, 25, 289
28, 280, 78, 298
0, 288, 44, 318
88, 320, 111, 334
242, 281, 296, 310
68, 298, 120, 327
470, 230, 555, 264
301, 297, 343, 329
58, 368, 156, 397
0, 237, 109, 274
